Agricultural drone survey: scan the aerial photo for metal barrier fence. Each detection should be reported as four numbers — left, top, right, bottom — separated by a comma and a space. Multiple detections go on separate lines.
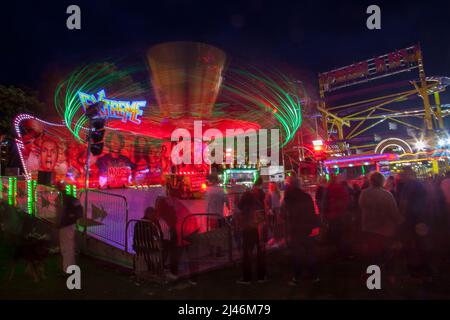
181, 213, 233, 264
79, 189, 129, 250
0, 176, 18, 205
35, 185, 61, 223
0, 176, 9, 200
16, 179, 28, 212
125, 219, 165, 282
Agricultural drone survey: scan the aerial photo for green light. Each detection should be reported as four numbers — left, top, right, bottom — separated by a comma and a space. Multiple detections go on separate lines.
8, 177, 17, 206
220, 67, 303, 147
253, 170, 260, 184
27, 180, 34, 215
54, 62, 148, 142
65, 184, 77, 197
224, 169, 230, 184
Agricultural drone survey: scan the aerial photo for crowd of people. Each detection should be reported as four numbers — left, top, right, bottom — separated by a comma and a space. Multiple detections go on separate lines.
6, 166, 448, 288
231, 176, 319, 286
221, 168, 450, 287
132, 168, 450, 288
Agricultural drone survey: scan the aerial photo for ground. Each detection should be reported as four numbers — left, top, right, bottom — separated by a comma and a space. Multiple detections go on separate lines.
2, 236, 450, 300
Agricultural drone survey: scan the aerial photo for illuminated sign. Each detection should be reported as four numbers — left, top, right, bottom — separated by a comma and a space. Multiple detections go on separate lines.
78, 90, 146, 125
312, 139, 324, 151
319, 44, 421, 93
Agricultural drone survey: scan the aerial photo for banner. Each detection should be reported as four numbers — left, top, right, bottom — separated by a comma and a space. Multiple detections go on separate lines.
319, 44, 421, 93
15, 115, 164, 188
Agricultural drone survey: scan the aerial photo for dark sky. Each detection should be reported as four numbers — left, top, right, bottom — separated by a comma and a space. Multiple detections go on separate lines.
2, 0, 450, 100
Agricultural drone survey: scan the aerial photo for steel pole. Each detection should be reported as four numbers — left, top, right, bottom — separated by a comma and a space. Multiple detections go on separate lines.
83, 125, 92, 237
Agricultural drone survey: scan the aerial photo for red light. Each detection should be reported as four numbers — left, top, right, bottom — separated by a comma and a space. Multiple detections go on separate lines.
312, 139, 324, 152
313, 145, 323, 151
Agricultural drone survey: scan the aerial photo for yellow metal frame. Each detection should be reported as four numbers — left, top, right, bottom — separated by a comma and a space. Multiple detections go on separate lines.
318, 50, 446, 153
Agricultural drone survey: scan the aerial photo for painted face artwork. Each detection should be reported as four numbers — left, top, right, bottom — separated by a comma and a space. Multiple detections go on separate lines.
40, 140, 59, 171
110, 133, 122, 154
17, 116, 164, 187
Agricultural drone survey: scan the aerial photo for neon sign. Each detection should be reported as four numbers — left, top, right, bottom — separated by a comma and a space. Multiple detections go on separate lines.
78, 90, 146, 125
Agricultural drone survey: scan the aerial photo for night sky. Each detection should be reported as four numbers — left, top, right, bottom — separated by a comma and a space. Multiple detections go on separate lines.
1, 0, 450, 103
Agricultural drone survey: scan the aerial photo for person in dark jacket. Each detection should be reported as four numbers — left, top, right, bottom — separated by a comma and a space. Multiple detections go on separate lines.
323, 175, 351, 258
315, 177, 327, 221
56, 180, 83, 273
155, 196, 179, 276
282, 175, 319, 286
236, 178, 266, 284
132, 207, 164, 276
397, 168, 432, 280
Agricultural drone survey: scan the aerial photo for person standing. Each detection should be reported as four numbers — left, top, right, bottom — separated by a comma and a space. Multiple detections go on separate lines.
282, 176, 319, 286
384, 176, 396, 194
155, 196, 179, 277
397, 168, 431, 280
236, 178, 266, 284
132, 207, 165, 277
359, 172, 403, 276
206, 175, 230, 219
441, 172, 450, 234
440, 172, 450, 216
323, 175, 351, 258
206, 174, 230, 256
265, 182, 282, 246
315, 177, 328, 222
56, 181, 83, 273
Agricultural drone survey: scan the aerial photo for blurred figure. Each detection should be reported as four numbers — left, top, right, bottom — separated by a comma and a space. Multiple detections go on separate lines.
236, 178, 266, 284
206, 174, 230, 257
361, 176, 370, 190
265, 182, 282, 246
323, 175, 352, 258
251, 177, 266, 211
350, 183, 362, 240
56, 180, 83, 273
424, 175, 448, 264
397, 167, 431, 280
359, 172, 403, 281
155, 196, 179, 276
315, 177, 328, 222
384, 176, 396, 194
282, 176, 319, 286
440, 172, 450, 250
132, 207, 165, 277
206, 174, 230, 219
5, 209, 50, 283
441, 172, 450, 215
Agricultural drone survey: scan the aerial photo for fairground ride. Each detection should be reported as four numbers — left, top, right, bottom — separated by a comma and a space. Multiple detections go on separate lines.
316, 44, 449, 176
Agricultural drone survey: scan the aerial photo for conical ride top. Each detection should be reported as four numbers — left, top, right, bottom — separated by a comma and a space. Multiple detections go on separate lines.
147, 41, 227, 119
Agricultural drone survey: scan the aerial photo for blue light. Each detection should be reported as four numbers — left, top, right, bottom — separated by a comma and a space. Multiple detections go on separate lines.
78, 89, 146, 125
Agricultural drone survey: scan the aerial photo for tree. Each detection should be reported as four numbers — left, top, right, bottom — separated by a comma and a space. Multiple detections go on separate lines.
0, 85, 47, 138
